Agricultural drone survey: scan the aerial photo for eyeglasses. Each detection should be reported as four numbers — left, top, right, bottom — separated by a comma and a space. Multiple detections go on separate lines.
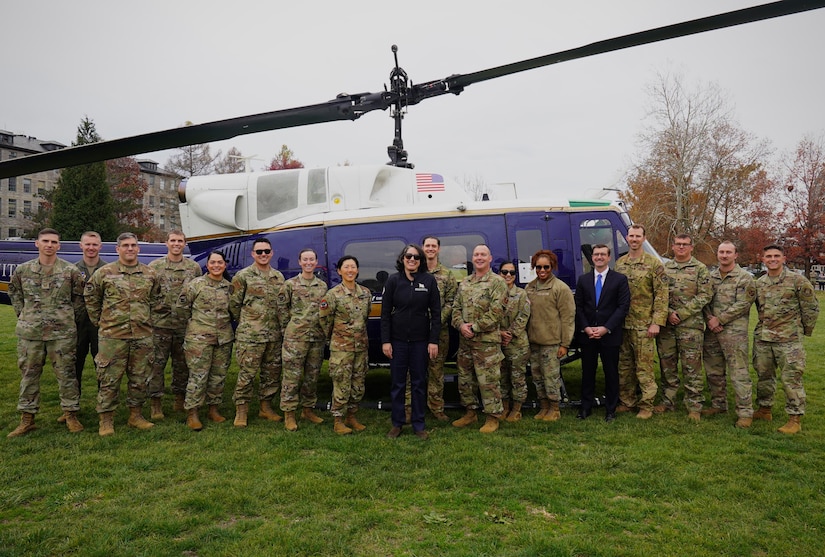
404, 253, 422, 261
254, 249, 272, 255
535, 265, 552, 271
673, 243, 692, 248
500, 269, 516, 276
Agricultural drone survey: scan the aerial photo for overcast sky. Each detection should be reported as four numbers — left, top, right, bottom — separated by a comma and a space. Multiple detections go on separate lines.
5, 0, 824, 199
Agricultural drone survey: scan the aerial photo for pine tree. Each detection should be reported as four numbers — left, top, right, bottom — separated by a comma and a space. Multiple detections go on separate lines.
51, 117, 118, 240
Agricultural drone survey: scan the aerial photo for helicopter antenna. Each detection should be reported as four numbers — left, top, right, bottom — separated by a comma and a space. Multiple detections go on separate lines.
386, 45, 413, 169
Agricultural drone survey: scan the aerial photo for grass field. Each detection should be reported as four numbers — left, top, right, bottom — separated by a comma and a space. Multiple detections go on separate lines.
2, 299, 824, 557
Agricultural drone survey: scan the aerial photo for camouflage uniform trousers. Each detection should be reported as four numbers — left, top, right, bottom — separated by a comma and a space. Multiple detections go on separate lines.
753, 339, 806, 415
530, 343, 562, 403
656, 326, 704, 412
184, 340, 233, 410
148, 327, 189, 399
16, 337, 80, 414
405, 329, 450, 414
233, 340, 283, 405
703, 328, 752, 418
280, 338, 325, 412
329, 350, 368, 418
456, 338, 504, 415
96, 336, 154, 413
501, 341, 529, 403
618, 329, 658, 411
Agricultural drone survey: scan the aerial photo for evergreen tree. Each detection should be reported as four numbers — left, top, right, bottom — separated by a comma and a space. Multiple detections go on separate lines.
51, 117, 118, 240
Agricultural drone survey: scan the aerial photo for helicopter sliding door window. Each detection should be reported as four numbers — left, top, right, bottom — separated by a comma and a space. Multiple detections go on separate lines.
340, 239, 407, 293
577, 217, 618, 275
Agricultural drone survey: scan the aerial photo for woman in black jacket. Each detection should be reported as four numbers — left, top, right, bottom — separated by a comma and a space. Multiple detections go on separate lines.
381, 244, 441, 439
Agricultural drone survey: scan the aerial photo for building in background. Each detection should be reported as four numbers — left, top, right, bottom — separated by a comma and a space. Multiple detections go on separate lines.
0, 130, 65, 239
137, 159, 182, 236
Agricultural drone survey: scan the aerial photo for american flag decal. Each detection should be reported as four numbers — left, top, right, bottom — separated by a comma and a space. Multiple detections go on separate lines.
416, 173, 445, 193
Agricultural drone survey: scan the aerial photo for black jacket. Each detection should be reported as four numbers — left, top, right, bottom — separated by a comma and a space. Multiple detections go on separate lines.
380, 271, 441, 344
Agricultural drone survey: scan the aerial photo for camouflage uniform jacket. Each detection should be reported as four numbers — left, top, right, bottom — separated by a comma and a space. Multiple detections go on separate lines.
84, 261, 160, 339
451, 270, 507, 344
430, 262, 458, 328
663, 256, 712, 331
615, 252, 668, 330
283, 274, 328, 342
319, 282, 371, 352
178, 275, 234, 346
10, 257, 85, 341
229, 264, 286, 343
524, 275, 575, 347
501, 284, 531, 347
754, 267, 819, 342
703, 264, 756, 333
149, 256, 203, 330
75, 258, 107, 326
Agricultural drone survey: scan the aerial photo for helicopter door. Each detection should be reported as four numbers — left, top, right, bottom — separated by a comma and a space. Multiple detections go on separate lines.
505, 211, 574, 289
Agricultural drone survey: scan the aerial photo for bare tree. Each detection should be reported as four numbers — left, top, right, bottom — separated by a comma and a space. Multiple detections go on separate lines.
164, 122, 221, 177
622, 71, 771, 259
459, 174, 489, 201
214, 147, 247, 174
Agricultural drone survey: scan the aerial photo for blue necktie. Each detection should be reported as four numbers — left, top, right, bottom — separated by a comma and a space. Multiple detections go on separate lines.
595, 273, 603, 305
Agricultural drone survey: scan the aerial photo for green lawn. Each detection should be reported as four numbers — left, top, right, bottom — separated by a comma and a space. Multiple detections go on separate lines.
2, 299, 824, 557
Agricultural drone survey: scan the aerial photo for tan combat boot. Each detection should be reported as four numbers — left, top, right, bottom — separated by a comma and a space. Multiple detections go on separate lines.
208, 405, 226, 423
187, 408, 203, 431
64, 411, 84, 433
687, 411, 701, 423
333, 416, 353, 435
636, 408, 653, 420
7, 412, 36, 438
778, 415, 802, 434
258, 399, 282, 422
452, 409, 477, 428
345, 411, 366, 432
534, 399, 550, 420
752, 406, 773, 421
479, 415, 500, 433
127, 406, 154, 430
505, 401, 523, 423
284, 411, 298, 431
735, 417, 752, 429
150, 398, 164, 420
234, 404, 248, 427
301, 407, 324, 424
98, 411, 115, 437
173, 394, 185, 412
701, 407, 726, 416
544, 401, 561, 422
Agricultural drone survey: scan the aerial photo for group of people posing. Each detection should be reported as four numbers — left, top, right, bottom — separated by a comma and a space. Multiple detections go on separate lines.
6, 224, 820, 439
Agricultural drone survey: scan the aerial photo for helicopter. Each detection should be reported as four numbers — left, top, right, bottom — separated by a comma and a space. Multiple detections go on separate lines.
0, 0, 822, 371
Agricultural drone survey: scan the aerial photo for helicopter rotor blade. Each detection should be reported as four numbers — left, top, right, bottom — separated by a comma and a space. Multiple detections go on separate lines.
1, 0, 823, 179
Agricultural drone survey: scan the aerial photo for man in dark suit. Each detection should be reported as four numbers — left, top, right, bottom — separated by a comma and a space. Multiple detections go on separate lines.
575, 244, 631, 422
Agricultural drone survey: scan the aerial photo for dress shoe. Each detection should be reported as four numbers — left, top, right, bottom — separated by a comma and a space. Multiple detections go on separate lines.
576, 408, 591, 420
604, 413, 616, 423
386, 426, 402, 439
414, 430, 429, 440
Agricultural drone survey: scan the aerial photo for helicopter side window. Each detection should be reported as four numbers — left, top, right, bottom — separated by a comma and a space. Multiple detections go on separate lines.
257, 172, 299, 221
437, 234, 485, 281
578, 218, 616, 274
342, 239, 407, 293
307, 168, 327, 205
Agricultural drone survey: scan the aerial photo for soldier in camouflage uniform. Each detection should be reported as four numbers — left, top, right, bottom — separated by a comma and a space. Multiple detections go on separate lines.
74, 231, 107, 395
654, 234, 713, 422
320, 255, 372, 435
8, 228, 86, 437
614, 224, 668, 419
702, 241, 756, 428
525, 250, 575, 422
498, 262, 531, 422
408, 236, 458, 421
280, 248, 328, 431
85, 232, 161, 436
147, 230, 203, 419
229, 238, 286, 427
752, 244, 819, 434
451, 245, 507, 433
177, 251, 234, 431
